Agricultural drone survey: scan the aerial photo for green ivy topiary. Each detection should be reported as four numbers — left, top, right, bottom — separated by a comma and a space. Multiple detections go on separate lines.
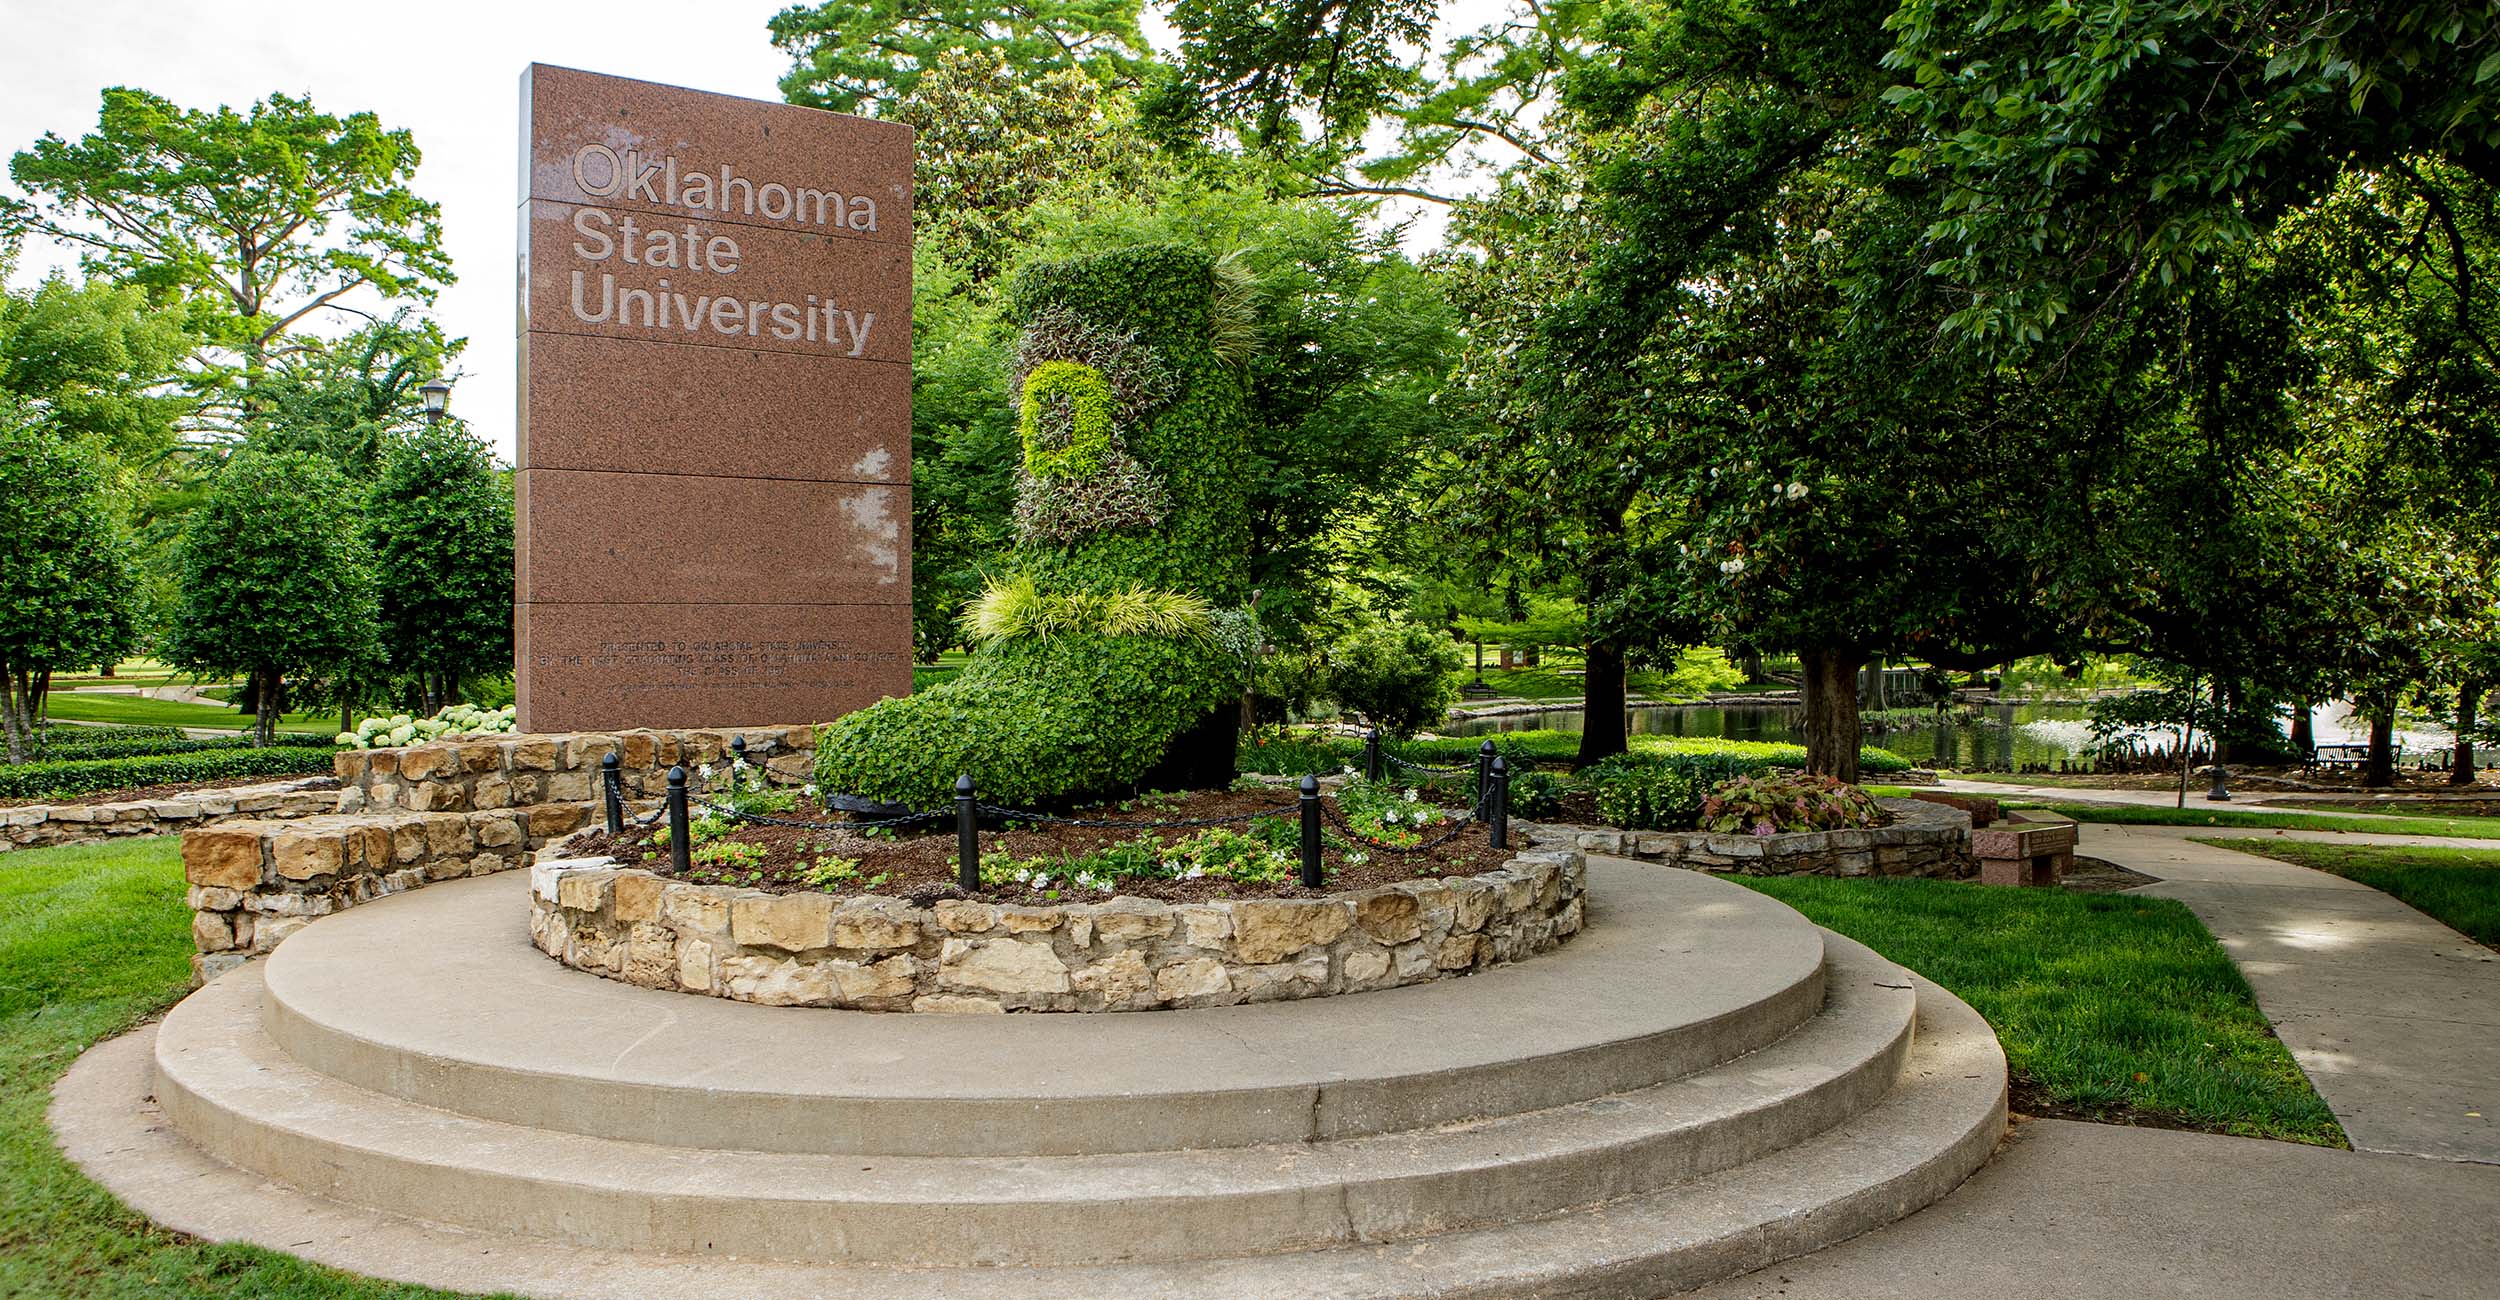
816, 245, 1258, 807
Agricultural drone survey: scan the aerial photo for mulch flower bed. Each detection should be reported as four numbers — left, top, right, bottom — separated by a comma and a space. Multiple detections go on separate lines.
567, 785, 1525, 906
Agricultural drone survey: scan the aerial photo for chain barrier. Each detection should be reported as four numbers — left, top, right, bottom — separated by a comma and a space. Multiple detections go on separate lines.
1380, 752, 1475, 778
975, 802, 1294, 831
691, 802, 945, 831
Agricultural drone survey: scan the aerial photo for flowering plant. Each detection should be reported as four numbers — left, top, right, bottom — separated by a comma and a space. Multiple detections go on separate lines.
1701, 774, 1889, 836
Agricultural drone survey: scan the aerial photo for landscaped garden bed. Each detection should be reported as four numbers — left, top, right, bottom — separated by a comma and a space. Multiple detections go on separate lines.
568, 774, 1521, 905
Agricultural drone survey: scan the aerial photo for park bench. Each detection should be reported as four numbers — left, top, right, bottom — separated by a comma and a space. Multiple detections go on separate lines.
1971, 811, 2075, 887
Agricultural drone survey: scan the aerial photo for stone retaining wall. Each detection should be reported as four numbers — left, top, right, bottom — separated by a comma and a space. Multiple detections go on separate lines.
1565, 797, 1972, 877
183, 801, 595, 984
333, 726, 816, 815
3, 777, 340, 854
526, 834, 1587, 1013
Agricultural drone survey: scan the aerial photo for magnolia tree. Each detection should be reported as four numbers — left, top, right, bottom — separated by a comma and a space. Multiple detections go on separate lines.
0, 402, 138, 762
162, 450, 381, 746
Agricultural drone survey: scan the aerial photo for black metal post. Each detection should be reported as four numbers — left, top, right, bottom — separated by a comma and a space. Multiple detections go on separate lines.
1474, 739, 1497, 815
1363, 728, 1383, 782
665, 765, 691, 874
1488, 755, 1510, 849
956, 773, 980, 892
2205, 764, 2232, 802
729, 734, 749, 771
1298, 775, 1323, 888
601, 752, 623, 834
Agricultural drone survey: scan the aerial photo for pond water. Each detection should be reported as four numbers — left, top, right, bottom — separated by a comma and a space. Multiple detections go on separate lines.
1440, 699, 2484, 771
1442, 702, 2103, 769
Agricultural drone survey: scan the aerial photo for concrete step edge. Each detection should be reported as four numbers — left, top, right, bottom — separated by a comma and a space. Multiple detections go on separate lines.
155, 943, 1912, 1267
63, 969, 2005, 1299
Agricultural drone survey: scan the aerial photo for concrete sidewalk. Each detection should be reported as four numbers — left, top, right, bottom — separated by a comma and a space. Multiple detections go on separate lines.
1689, 1118, 2500, 1299
2082, 823, 2498, 1164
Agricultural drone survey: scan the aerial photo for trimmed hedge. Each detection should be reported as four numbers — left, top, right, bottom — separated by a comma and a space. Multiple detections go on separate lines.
13, 731, 261, 765
0, 746, 335, 803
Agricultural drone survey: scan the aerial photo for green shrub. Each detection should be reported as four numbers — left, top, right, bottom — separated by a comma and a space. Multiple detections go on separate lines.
1323, 617, 1463, 737
11, 727, 254, 765
1508, 769, 1567, 819
0, 746, 335, 802
1589, 764, 1709, 830
1703, 773, 1890, 835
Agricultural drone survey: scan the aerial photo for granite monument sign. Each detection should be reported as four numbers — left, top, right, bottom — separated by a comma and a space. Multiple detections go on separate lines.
516, 64, 913, 731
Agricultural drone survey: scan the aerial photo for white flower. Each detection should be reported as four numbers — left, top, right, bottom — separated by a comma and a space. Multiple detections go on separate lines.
697, 763, 715, 779
1383, 810, 1402, 825
1403, 788, 1420, 802
802, 784, 818, 798
731, 756, 749, 771
1719, 556, 1746, 575
1784, 481, 1810, 501
1340, 765, 1356, 776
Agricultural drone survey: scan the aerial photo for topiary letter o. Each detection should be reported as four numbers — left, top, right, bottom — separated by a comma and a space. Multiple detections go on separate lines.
813, 246, 1256, 808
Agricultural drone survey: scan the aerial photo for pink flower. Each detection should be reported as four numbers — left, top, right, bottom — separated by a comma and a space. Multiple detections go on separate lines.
1751, 820, 1777, 836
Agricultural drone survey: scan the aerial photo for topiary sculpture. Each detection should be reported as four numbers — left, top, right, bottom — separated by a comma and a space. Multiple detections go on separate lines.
813, 246, 1258, 808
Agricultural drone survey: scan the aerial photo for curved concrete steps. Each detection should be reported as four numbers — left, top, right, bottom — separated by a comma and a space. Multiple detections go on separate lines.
153, 934, 1916, 1265
54, 860, 2010, 1297
255, 861, 1831, 1156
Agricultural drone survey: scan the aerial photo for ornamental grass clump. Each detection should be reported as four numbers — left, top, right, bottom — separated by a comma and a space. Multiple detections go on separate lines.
1703, 773, 1890, 836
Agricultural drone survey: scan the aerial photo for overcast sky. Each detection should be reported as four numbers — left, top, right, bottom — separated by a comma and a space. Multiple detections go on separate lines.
2, 1, 1480, 463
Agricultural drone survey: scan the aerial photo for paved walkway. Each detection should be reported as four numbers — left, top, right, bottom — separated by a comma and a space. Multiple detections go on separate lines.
2076, 823, 2498, 1164
1688, 1117, 2500, 1298
1938, 777, 2366, 812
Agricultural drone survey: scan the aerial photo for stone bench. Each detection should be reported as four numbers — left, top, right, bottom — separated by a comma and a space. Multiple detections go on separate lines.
1971, 813, 2076, 887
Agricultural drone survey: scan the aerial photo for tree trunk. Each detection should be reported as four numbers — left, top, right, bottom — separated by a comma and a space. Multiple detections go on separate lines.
0, 663, 26, 765
2289, 703, 2314, 758
1737, 646, 1766, 685
2454, 682, 2482, 786
1575, 640, 1629, 767
1799, 647, 1865, 783
254, 672, 277, 748
2363, 710, 2396, 788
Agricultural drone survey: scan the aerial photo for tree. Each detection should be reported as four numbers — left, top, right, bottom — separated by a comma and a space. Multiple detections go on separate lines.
0, 257, 190, 468
770, 0, 1153, 116
4, 87, 451, 439
366, 423, 514, 715
162, 450, 381, 746
0, 401, 139, 762
1881, 0, 2500, 347
254, 310, 460, 478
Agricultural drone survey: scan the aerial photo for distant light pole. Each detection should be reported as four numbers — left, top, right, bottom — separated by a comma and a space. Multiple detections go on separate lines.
420, 379, 451, 425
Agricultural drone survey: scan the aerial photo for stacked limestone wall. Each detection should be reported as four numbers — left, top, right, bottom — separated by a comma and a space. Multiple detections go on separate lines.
527, 830, 1587, 1013
4, 777, 338, 853
182, 726, 818, 985
333, 726, 816, 814
1564, 797, 1973, 877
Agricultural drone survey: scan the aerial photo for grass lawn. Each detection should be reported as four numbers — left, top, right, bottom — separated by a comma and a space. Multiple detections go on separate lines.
36, 692, 331, 737
2194, 838, 2500, 949
2002, 800, 2500, 841
0, 837, 485, 1298
1733, 874, 2345, 1146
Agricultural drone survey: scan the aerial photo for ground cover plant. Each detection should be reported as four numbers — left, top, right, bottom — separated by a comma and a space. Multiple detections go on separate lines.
586, 769, 1516, 906
1734, 874, 2345, 1145
0, 836, 483, 1299
2194, 839, 2500, 949
2004, 801, 2500, 841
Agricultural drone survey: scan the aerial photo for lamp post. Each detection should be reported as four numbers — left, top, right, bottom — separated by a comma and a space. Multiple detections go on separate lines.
420, 379, 451, 425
